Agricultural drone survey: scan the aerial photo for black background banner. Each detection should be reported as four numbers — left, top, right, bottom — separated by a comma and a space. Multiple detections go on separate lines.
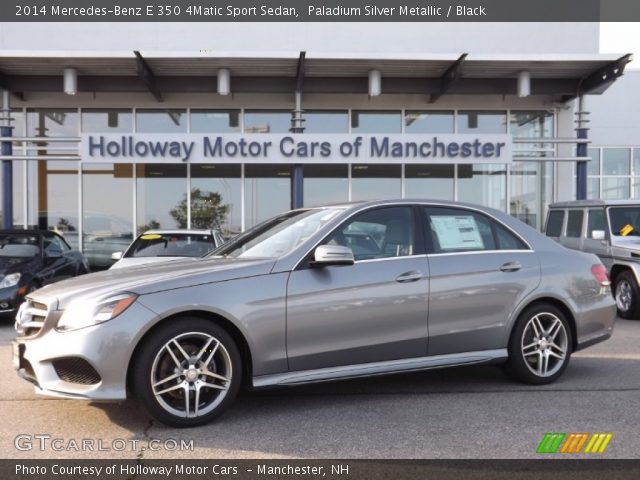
4, 460, 640, 480
2, 0, 640, 22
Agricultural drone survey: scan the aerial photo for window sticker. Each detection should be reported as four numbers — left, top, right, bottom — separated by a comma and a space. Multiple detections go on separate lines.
431, 215, 484, 250
620, 224, 634, 237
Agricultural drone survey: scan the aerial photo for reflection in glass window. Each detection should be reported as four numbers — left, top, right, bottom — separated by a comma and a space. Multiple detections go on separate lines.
603, 148, 630, 176
588, 178, 600, 199
27, 108, 79, 154
0, 160, 25, 228
81, 109, 133, 133
190, 110, 241, 133
351, 111, 401, 134
351, 164, 401, 201
244, 164, 291, 228
244, 110, 290, 133
458, 111, 507, 133
82, 163, 134, 269
190, 164, 242, 235
588, 148, 601, 176
303, 164, 348, 207
304, 111, 349, 133
457, 164, 507, 211
404, 111, 454, 133
602, 177, 630, 199
404, 164, 454, 200
634, 148, 640, 176
136, 109, 187, 133
136, 164, 187, 233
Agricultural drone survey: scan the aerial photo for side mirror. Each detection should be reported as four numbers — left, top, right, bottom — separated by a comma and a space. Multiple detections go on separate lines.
591, 230, 606, 240
111, 251, 123, 261
312, 245, 355, 267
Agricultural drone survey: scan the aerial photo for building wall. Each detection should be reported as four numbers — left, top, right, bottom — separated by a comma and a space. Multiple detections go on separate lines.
0, 22, 600, 54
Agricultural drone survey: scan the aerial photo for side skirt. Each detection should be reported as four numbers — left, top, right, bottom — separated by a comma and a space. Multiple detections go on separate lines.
253, 349, 508, 388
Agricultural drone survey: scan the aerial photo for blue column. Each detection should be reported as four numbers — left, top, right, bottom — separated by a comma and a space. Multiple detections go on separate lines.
576, 127, 588, 200
1, 125, 13, 229
292, 164, 304, 209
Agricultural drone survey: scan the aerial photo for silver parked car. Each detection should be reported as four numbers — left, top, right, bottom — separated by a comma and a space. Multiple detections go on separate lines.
110, 229, 226, 270
13, 200, 615, 427
546, 199, 640, 319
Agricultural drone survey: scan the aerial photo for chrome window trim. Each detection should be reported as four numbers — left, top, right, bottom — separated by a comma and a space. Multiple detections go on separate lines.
290, 201, 533, 272
355, 254, 428, 264
427, 249, 535, 258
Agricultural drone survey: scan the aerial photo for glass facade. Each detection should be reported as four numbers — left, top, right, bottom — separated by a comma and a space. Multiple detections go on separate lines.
2, 107, 574, 268
585, 147, 640, 200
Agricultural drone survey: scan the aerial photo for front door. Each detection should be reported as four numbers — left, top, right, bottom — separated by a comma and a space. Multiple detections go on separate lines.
286, 206, 429, 371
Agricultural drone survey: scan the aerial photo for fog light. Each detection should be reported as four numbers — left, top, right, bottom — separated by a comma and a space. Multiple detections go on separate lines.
0, 302, 9, 309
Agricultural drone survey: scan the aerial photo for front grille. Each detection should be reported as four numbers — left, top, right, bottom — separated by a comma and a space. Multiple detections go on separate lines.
14, 298, 49, 338
52, 357, 101, 385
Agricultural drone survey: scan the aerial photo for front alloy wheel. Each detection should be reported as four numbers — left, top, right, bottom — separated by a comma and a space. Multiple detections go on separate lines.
132, 318, 241, 427
506, 303, 572, 385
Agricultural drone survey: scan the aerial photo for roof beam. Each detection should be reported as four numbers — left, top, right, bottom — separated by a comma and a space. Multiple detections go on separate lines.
133, 50, 163, 102
563, 54, 633, 101
429, 53, 468, 104
295, 51, 306, 92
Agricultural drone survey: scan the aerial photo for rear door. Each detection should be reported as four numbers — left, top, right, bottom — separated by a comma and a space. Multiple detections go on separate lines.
423, 206, 541, 355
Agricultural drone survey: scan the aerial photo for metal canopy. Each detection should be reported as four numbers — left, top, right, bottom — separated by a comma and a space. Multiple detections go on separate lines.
0, 51, 632, 100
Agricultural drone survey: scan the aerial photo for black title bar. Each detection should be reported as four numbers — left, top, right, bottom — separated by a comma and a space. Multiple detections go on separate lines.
2, 0, 640, 22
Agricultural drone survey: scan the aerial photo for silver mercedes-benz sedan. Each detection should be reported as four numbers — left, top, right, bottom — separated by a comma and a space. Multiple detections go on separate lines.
13, 200, 616, 427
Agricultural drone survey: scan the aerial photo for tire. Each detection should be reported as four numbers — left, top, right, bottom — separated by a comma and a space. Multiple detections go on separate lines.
614, 271, 640, 319
505, 303, 573, 385
131, 317, 242, 427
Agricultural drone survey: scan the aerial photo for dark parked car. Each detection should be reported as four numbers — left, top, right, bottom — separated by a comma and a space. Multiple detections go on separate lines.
0, 230, 89, 316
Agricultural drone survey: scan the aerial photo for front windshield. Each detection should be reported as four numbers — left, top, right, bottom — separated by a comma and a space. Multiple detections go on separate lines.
212, 208, 344, 259
609, 207, 640, 237
127, 233, 215, 258
0, 234, 40, 258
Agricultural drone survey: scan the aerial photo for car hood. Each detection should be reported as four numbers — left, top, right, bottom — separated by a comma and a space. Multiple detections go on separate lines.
611, 237, 640, 252
0, 256, 39, 276
110, 256, 190, 269
35, 256, 277, 309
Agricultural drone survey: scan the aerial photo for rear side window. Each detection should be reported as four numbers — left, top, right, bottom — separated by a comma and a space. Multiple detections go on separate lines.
545, 210, 564, 237
424, 207, 527, 253
566, 210, 584, 238
586, 209, 607, 238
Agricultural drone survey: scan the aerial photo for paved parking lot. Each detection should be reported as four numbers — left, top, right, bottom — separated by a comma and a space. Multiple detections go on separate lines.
0, 317, 638, 459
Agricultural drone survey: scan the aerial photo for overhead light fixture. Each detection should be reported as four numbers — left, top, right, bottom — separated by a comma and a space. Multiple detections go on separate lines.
217, 68, 231, 95
517, 70, 531, 97
368, 69, 381, 97
63, 68, 77, 95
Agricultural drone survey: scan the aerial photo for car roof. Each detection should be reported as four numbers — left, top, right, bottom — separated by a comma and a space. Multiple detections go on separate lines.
549, 199, 640, 208
303, 198, 507, 214
140, 229, 216, 235
0, 229, 51, 236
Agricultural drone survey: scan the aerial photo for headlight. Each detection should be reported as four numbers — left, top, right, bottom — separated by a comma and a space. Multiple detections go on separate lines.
0, 273, 21, 288
56, 293, 137, 332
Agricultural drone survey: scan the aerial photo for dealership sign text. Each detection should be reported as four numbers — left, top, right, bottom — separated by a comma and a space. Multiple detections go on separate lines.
82, 134, 512, 164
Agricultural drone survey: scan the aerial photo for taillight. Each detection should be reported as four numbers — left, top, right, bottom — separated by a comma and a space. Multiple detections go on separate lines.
591, 264, 611, 286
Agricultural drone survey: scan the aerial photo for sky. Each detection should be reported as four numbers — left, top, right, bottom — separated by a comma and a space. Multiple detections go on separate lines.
600, 22, 640, 69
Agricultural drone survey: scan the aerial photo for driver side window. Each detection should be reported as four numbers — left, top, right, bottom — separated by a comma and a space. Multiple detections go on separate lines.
326, 207, 415, 261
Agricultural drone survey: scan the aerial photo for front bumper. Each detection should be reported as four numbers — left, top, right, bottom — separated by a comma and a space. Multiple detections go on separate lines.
13, 301, 157, 401
0, 285, 21, 314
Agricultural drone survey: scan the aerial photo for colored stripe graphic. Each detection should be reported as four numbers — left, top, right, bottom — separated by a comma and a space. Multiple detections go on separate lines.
537, 433, 566, 453
537, 433, 613, 454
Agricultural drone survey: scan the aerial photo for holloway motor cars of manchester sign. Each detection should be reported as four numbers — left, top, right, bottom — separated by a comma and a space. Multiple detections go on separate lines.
81, 134, 513, 164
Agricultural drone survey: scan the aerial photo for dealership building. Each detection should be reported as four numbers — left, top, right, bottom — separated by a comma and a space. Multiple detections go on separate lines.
0, 22, 636, 267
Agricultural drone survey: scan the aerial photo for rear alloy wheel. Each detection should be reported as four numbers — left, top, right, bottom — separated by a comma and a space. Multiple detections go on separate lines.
614, 271, 640, 319
132, 318, 241, 427
506, 304, 572, 385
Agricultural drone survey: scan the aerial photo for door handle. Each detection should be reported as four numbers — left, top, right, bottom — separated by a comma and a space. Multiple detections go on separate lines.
499, 261, 522, 272
395, 271, 423, 283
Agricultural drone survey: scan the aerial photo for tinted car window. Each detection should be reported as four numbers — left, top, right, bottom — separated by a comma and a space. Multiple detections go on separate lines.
128, 233, 216, 258
424, 207, 496, 253
545, 210, 564, 237
566, 210, 584, 238
494, 223, 528, 250
0, 234, 40, 257
326, 207, 415, 261
586, 209, 607, 238
609, 207, 640, 236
